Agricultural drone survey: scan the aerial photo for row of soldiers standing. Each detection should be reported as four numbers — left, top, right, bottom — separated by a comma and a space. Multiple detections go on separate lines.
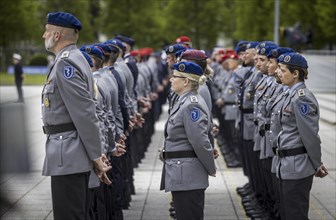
79, 36, 170, 219
209, 40, 327, 219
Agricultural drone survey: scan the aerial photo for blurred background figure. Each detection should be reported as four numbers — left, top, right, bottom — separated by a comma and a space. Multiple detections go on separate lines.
12, 53, 24, 103
282, 22, 307, 52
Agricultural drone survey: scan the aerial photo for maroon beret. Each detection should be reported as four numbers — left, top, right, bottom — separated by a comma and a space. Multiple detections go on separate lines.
181, 49, 208, 61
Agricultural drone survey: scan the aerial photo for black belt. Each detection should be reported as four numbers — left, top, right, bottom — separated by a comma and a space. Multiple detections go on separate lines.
43, 122, 76, 134
242, 108, 253, 114
224, 102, 236, 106
275, 147, 307, 158
264, 124, 270, 131
163, 150, 197, 159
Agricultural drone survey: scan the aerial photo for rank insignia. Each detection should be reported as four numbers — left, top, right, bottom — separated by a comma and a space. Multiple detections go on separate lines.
190, 95, 198, 103
44, 98, 50, 108
61, 51, 69, 58
298, 89, 305, 97
190, 109, 200, 122
63, 66, 74, 79
299, 103, 309, 115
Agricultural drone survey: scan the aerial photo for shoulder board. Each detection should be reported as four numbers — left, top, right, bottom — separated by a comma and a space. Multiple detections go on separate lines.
61, 51, 70, 58
190, 95, 198, 103
298, 88, 306, 97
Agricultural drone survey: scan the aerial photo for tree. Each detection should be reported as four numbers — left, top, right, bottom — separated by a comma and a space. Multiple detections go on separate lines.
232, 0, 274, 43
162, 0, 223, 50
100, 0, 165, 49
315, 0, 336, 49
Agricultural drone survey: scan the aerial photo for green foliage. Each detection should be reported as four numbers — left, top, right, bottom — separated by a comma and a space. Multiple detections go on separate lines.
29, 54, 48, 66
315, 0, 336, 48
0, 0, 42, 47
100, 0, 165, 49
162, 0, 224, 49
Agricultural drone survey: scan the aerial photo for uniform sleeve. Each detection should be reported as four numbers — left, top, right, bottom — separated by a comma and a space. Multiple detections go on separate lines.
183, 103, 216, 175
55, 59, 101, 161
294, 95, 322, 170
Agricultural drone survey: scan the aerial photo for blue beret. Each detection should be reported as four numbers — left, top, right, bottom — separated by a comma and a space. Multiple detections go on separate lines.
267, 47, 295, 58
95, 43, 113, 55
235, 40, 249, 53
80, 45, 105, 60
258, 41, 278, 48
246, 41, 260, 49
278, 52, 308, 69
105, 39, 126, 52
115, 34, 135, 47
165, 44, 187, 56
173, 61, 203, 76
81, 51, 93, 67
46, 12, 82, 31
258, 45, 278, 56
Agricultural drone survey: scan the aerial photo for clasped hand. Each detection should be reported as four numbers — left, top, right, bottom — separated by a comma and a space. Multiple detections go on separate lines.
93, 154, 112, 185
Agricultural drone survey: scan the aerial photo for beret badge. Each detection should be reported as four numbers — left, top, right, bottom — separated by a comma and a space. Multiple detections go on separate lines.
169, 46, 174, 53
178, 63, 186, 72
284, 55, 291, 63
260, 48, 266, 55
272, 50, 278, 57
85, 46, 91, 53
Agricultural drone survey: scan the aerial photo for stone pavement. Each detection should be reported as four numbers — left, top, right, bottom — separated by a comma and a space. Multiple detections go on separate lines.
0, 86, 335, 220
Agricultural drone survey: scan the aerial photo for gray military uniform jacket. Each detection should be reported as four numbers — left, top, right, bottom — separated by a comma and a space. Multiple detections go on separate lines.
160, 91, 216, 192
275, 82, 322, 179
42, 44, 101, 176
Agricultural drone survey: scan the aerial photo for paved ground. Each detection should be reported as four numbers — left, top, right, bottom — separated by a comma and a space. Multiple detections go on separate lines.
0, 86, 335, 220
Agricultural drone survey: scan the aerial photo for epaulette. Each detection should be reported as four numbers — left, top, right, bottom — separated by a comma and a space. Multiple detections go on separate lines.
190, 95, 198, 103
61, 51, 70, 58
298, 88, 306, 97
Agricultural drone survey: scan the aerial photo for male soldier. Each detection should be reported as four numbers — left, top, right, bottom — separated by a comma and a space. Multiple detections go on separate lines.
41, 12, 111, 220
13, 53, 24, 102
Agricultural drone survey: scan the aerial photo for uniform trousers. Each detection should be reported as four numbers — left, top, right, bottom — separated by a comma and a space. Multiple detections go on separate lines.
279, 175, 313, 220
172, 189, 205, 220
15, 78, 24, 102
51, 171, 90, 220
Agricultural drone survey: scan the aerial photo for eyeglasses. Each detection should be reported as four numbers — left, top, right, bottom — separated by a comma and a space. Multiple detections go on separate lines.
171, 75, 186, 79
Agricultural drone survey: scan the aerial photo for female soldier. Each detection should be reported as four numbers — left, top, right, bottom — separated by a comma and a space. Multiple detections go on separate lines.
275, 52, 328, 220
160, 61, 216, 220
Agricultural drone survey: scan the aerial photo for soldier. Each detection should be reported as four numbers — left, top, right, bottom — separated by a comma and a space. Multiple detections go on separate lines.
275, 52, 328, 220
160, 61, 216, 220
41, 12, 111, 220
175, 35, 193, 48
12, 53, 24, 103
220, 51, 242, 168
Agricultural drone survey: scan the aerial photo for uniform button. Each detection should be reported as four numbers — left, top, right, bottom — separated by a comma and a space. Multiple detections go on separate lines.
177, 161, 181, 165
59, 136, 63, 140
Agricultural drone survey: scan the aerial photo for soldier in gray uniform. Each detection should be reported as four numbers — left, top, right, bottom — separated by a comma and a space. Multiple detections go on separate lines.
41, 12, 111, 220
160, 61, 216, 220
220, 51, 242, 168
275, 52, 328, 220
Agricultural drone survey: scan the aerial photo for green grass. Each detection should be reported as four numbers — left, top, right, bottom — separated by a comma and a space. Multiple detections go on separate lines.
0, 72, 46, 85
